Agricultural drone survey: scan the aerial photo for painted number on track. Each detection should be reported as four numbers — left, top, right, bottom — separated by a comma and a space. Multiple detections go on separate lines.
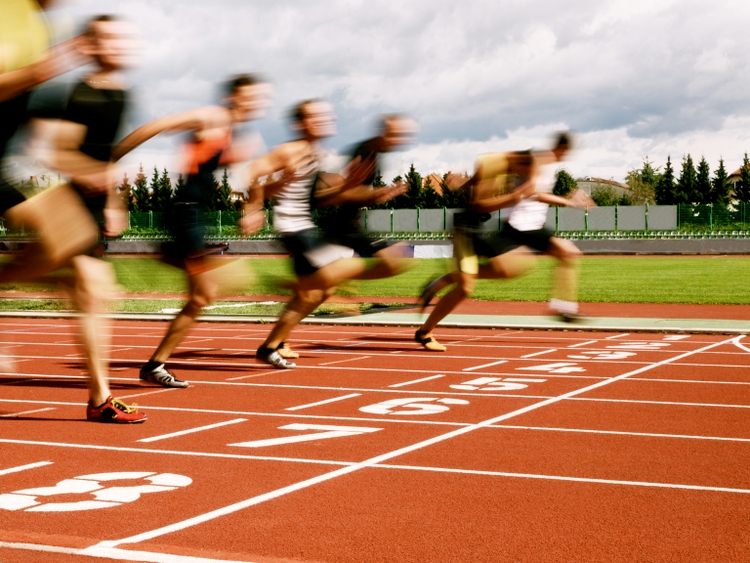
517, 362, 586, 374
230, 423, 382, 448
0, 472, 191, 512
450, 377, 546, 391
360, 397, 469, 415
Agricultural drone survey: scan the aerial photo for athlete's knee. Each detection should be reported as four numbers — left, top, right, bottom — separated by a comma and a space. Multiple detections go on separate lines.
71, 257, 115, 312
456, 275, 475, 297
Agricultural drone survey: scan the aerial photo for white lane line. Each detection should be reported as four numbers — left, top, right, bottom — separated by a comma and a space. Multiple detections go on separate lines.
138, 418, 248, 443
375, 464, 750, 494
0, 407, 55, 418
1, 542, 248, 563
285, 393, 361, 412
389, 374, 445, 388
570, 397, 750, 409
568, 340, 598, 348
0, 461, 53, 476
491, 424, 750, 443
93, 335, 737, 549
520, 349, 557, 359
0, 438, 353, 466
732, 335, 750, 354
463, 360, 508, 371
119, 388, 177, 400
606, 333, 630, 339
319, 356, 371, 366
226, 370, 279, 381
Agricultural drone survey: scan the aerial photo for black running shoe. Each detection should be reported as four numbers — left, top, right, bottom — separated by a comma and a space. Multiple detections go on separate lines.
256, 347, 296, 369
139, 363, 189, 388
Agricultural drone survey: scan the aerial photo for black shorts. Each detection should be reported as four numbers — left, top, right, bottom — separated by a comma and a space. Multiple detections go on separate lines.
282, 228, 352, 277
454, 227, 518, 274
499, 222, 555, 253
163, 203, 209, 261
324, 226, 390, 258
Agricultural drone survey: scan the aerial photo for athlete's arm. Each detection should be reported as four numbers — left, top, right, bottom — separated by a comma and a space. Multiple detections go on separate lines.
111, 106, 228, 162
246, 142, 307, 199
52, 120, 115, 196
0, 36, 86, 102
534, 192, 572, 206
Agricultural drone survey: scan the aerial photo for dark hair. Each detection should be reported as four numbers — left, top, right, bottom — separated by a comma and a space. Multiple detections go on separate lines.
85, 14, 118, 36
378, 113, 409, 132
222, 74, 264, 98
288, 98, 321, 124
553, 131, 572, 150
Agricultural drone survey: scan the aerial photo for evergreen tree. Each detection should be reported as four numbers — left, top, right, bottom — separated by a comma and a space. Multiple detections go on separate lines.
372, 169, 386, 188
216, 168, 233, 211
131, 165, 151, 211
552, 169, 577, 197
640, 157, 659, 186
421, 176, 441, 208
711, 158, 729, 205
391, 164, 421, 208
695, 156, 711, 204
676, 154, 697, 204
654, 156, 675, 204
737, 153, 750, 203
118, 173, 134, 211
150, 167, 172, 211
173, 173, 188, 202
439, 173, 467, 208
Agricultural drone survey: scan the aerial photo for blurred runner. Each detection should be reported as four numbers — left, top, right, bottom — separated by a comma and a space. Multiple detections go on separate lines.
112, 74, 271, 387
251, 99, 390, 368
0, 10, 146, 422
277, 113, 417, 359
416, 133, 583, 351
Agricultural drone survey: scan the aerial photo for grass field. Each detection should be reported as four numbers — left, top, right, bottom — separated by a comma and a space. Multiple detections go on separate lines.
0, 255, 748, 305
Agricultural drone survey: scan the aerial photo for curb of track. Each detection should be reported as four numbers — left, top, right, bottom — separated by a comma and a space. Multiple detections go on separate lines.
0, 310, 747, 335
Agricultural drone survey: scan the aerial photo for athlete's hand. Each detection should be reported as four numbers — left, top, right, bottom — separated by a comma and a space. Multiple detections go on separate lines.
373, 183, 407, 204
102, 207, 128, 237
239, 208, 266, 235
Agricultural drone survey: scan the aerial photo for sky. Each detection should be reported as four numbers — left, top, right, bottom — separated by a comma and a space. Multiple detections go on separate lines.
47, 0, 750, 184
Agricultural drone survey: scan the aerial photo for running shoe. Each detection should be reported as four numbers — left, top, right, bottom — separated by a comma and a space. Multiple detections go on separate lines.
256, 347, 296, 369
139, 363, 189, 388
86, 396, 147, 424
555, 311, 586, 324
415, 330, 447, 352
276, 342, 300, 360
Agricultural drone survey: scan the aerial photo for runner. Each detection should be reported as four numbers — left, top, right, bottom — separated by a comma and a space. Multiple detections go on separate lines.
0, 13, 146, 422
111, 74, 272, 388
416, 133, 583, 351
251, 99, 391, 368
275, 113, 417, 358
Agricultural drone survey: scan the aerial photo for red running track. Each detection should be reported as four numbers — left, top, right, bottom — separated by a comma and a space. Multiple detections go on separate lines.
0, 318, 749, 562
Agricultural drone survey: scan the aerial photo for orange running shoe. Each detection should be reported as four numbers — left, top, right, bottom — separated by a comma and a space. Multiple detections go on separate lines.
86, 396, 147, 424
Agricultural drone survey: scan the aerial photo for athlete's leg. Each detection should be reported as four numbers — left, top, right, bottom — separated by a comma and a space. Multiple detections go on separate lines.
545, 237, 582, 315
416, 271, 476, 351
150, 267, 220, 364
353, 244, 410, 280
64, 256, 116, 406
477, 248, 536, 280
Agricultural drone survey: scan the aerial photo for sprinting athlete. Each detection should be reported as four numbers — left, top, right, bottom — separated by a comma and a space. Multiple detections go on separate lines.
414, 151, 537, 351
416, 133, 583, 351
0, 13, 146, 422
274, 113, 417, 358
112, 74, 271, 388
251, 99, 391, 368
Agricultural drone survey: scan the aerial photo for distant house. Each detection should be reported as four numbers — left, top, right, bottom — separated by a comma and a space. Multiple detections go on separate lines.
727, 163, 750, 189
575, 177, 630, 198
421, 172, 471, 194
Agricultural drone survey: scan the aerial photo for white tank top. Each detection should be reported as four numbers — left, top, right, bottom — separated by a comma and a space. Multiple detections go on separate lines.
272, 156, 319, 234
505, 165, 555, 231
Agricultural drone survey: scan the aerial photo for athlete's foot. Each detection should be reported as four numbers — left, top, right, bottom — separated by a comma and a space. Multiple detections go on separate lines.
256, 346, 296, 369
86, 396, 147, 424
139, 361, 189, 388
554, 311, 587, 323
276, 342, 299, 359
415, 329, 447, 352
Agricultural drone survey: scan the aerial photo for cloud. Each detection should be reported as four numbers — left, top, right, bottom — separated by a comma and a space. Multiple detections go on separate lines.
56, 0, 750, 183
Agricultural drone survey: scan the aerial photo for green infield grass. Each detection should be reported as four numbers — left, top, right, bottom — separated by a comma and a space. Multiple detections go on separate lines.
0, 255, 747, 307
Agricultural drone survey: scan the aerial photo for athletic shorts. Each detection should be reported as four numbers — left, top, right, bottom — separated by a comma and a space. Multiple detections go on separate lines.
324, 225, 390, 258
500, 222, 555, 253
282, 228, 354, 277
453, 227, 518, 275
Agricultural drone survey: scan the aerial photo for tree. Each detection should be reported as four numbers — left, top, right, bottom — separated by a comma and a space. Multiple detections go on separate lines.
675, 154, 697, 204
372, 169, 386, 188
624, 170, 655, 205
439, 172, 467, 208
640, 157, 659, 186
390, 164, 421, 208
216, 168, 233, 211
590, 185, 620, 207
695, 156, 712, 204
131, 165, 150, 211
711, 158, 729, 206
552, 169, 577, 197
118, 172, 134, 211
654, 156, 675, 204
736, 153, 750, 203
421, 175, 441, 208
173, 173, 188, 202
150, 167, 172, 211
